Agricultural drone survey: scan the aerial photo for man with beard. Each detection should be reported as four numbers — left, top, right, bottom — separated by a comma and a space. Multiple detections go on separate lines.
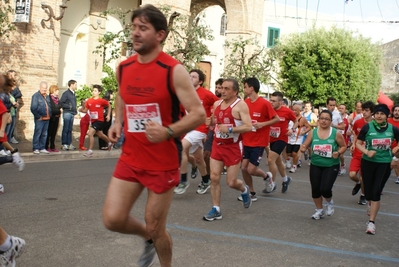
102, 5, 205, 267
388, 104, 399, 184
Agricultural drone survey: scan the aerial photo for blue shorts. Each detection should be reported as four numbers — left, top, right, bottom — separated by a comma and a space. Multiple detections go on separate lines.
242, 146, 265, 166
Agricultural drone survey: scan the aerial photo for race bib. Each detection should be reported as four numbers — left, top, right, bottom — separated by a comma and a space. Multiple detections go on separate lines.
251, 120, 257, 132
371, 138, 391, 150
126, 103, 162, 133
89, 111, 98, 120
313, 144, 333, 158
215, 124, 233, 139
270, 127, 280, 138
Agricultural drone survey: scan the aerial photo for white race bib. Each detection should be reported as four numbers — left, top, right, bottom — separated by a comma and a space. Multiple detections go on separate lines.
313, 144, 333, 158
126, 103, 162, 133
371, 138, 391, 150
215, 124, 233, 139
270, 126, 280, 138
89, 111, 98, 120
251, 120, 257, 132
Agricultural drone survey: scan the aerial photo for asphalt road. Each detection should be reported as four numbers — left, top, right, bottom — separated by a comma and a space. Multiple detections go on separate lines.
1, 156, 398, 267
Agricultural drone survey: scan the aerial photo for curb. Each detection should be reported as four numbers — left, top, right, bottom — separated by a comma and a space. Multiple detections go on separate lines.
19, 149, 121, 163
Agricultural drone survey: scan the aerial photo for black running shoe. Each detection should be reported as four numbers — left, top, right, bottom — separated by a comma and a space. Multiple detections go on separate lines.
352, 183, 361, 195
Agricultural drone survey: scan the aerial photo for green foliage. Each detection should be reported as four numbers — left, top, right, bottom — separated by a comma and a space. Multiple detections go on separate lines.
272, 26, 382, 111
93, 5, 214, 70
221, 36, 273, 91
101, 64, 118, 93
162, 6, 214, 70
389, 94, 399, 106
75, 85, 92, 107
0, 0, 16, 39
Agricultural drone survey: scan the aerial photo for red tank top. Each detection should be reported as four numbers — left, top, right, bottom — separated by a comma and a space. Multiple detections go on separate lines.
118, 52, 181, 171
213, 98, 242, 144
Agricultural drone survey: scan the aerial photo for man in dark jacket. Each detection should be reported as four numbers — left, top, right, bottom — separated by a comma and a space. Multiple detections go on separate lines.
30, 81, 52, 154
60, 80, 77, 150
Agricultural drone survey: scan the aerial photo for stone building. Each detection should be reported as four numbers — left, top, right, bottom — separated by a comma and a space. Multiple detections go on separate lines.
1, 0, 264, 140
380, 39, 399, 95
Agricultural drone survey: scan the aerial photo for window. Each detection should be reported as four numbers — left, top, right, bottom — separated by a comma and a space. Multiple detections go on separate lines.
267, 27, 280, 48
220, 14, 227, 36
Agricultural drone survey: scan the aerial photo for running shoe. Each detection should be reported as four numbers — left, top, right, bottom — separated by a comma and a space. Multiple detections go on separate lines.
61, 144, 69, 151
196, 181, 210, 194
311, 209, 325, 220
203, 207, 222, 221
289, 165, 296, 173
241, 185, 252, 208
39, 149, 50, 154
396, 177, 399, 184
358, 195, 367, 205
281, 176, 292, 193
0, 235, 25, 267
352, 183, 361, 195
83, 150, 93, 158
33, 150, 40, 154
0, 184, 4, 194
137, 241, 156, 267
325, 201, 334, 216
9, 137, 19, 144
174, 182, 189, 194
366, 221, 376, 235
262, 172, 274, 193
191, 166, 198, 179
297, 160, 302, 168
68, 144, 76, 150
286, 160, 292, 169
237, 193, 257, 202
107, 142, 113, 151
12, 152, 24, 171
304, 151, 309, 160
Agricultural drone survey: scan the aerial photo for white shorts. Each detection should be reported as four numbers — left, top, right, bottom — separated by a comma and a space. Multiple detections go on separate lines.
184, 130, 206, 154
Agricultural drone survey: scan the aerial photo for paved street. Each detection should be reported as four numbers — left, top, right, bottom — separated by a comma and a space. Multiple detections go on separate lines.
1, 155, 398, 267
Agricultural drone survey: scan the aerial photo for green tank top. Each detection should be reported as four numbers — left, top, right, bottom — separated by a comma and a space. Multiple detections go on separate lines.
311, 127, 340, 167
362, 122, 394, 163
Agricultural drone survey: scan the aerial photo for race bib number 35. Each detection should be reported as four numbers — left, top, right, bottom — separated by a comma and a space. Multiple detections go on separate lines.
313, 144, 333, 158
126, 103, 162, 133
215, 124, 233, 139
371, 138, 391, 150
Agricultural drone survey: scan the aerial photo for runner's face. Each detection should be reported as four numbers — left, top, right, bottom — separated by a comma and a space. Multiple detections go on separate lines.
292, 105, 301, 116
189, 72, 201, 88
215, 84, 222, 98
393, 107, 399, 119
318, 114, 332, 128
304, 103, 311, 112
362, 108, 372, 119
270, 96, 281, 110
327, 101, 336, 112
131, 17, 164, 55
355, 103, 362, 113
338, 105, 346, 115
243, 83, 252, 97
92, 88, 100, 97
374, 111, 387, 123
220, 81, 237, 101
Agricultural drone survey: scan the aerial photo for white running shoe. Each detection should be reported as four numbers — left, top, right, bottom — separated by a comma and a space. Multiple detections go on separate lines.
0, 184, 4, 194
286, 160, 292, 169
174, 182, 189, 194
9, 137, 19, 144
0, 150, 7, 156
289, 165, 297, 173
12, 152, 25, 171
311, 209, 325, 220
325, 201, 334, 216
0, 235, 26, 267
39, 149, 50, 154
263, 172, 274, 193
83, 150, 93, 158
366, 221, 376, 235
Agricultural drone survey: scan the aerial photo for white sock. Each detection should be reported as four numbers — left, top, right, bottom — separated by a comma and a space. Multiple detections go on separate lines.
242, 186, 248, 194
283, 175, 288, 182
213, 206, 220, 212
0, 235, 11, 252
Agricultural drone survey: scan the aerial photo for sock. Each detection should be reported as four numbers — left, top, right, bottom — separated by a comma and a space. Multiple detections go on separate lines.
242, 186, 248, 194
317, 208, 324, 213
202, 174, 210, 184
146, 239, 153, 245
213, 206, 220, 212
180, 173, 187, 183
283, 175, 288, 182
369, 220, 375, 224
328, 199, 333, 204
88, 149, 93, 153
250, 191, 256, 196
0, 235, 11, 253
360, 194, 365, 197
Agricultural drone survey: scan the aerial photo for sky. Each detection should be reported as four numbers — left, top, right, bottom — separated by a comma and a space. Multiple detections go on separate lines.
273, 0, 399, 43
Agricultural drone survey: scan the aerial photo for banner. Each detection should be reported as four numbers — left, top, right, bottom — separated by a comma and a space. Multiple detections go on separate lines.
14, 0, 31, 23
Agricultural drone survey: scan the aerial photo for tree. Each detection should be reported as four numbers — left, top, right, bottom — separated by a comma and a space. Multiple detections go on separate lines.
272, 26, 382, 110
0, 0, 15, 39
221, 36, 273, 90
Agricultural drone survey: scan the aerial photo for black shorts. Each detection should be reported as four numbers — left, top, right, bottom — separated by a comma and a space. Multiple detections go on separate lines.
242, 146, 265, 166
91, 121, 105, 131
286, 144, 300, 153
270, 140, 287, 155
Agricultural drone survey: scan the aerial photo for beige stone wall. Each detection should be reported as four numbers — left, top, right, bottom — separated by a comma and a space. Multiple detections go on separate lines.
0, 0, 62, 140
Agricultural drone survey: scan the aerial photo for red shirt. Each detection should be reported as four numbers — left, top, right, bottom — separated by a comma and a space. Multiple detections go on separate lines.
270, 106, 296, 143
388, 118, 399, 148
242, 97, 277, 147
352, 118, 367, 158
195, 87, 219, 134
118, 52, 181, 171
85, 98, 109, 122
213, 99, 242, 145
0, 101, 8, 143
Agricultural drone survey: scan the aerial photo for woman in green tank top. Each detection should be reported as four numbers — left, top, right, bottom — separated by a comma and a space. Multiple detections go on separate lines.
300, 110, 347, 220
355, 104, 399, 235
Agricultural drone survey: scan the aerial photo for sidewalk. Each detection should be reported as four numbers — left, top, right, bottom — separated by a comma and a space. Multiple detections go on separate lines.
9, 138, 121, 163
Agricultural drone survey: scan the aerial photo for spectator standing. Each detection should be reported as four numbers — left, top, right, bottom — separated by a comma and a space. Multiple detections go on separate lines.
60, 80, 77, 150
45, 85, 62, 152
31, 81, 52, 154
7, 70, 22, 144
